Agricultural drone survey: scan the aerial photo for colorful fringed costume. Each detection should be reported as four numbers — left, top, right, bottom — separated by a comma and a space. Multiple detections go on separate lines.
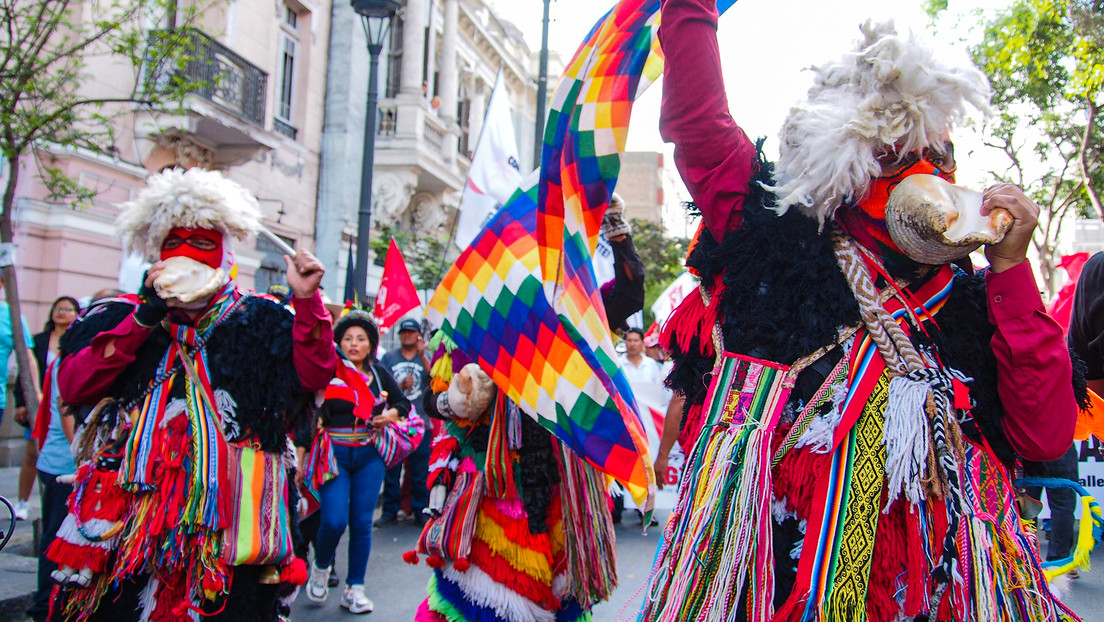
49, 169, 336, 622
641, 1, 1087, 621
410, 334, 618, 622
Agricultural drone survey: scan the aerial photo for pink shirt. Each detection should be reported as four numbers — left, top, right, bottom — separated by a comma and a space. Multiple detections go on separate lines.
59, 292, 337, 404
659, 0, 1076, 462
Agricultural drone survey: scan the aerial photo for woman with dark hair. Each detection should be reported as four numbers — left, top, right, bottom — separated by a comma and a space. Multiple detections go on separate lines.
14, 296, 81, 519
300, 309, 412, 614
20, 295, 80, 622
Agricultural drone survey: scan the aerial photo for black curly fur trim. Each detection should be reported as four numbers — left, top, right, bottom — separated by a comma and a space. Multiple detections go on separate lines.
917, 268, 1014, 466
61, 295, 308, 454
1070, 346, 1091, 411
517, 414, 560, 535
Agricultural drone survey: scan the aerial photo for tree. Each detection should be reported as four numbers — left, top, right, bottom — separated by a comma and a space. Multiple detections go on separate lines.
370, 224, 452, 292
628, 218, 690, 327
0, 0, 212, 412
931, 0, 1103, 295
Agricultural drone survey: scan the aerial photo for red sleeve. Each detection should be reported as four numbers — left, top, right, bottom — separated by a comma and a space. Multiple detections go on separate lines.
986, 261, 1077, 461
57, 314, 154, 405
658, 0, 757, 241
291, 293, 338, 392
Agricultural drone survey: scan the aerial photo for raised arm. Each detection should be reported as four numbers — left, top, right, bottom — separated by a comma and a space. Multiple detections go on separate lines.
658, 0, 757, 241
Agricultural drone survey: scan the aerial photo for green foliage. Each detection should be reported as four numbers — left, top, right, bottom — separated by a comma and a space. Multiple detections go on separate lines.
0, 0, 215, 210
967, 0, 1103, 294
371, 223, 452, 291
628, 218, 689, 327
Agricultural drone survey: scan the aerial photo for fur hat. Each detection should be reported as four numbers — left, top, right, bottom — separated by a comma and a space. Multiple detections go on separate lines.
117, 168, 262, 259
770, 20, 991, 228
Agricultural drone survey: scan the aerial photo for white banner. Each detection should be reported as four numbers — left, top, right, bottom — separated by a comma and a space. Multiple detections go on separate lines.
651, 272, 699, 330
622, 380, 684, 510
455, 68, 522, 250
1038, 438, 1104, 521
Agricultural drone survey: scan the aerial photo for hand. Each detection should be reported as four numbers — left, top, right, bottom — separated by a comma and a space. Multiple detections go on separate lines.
400, 374, 415, 391
294, 469, 304, 487
416, 334, 426, 356
981, 183, 1039, 273
13, 406, 28, 426
653, 453, 669, 490
285, 250, 325, 299
371, 408, 400, 429
135, 263, 169, 327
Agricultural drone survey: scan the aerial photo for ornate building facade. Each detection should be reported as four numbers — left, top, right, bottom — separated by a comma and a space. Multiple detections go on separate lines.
6, 0, 333, 324
315, 0, 557, 299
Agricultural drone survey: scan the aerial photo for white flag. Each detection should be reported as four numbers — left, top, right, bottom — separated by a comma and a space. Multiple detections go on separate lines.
455, 68, 522, 250
651, 272, 700, 330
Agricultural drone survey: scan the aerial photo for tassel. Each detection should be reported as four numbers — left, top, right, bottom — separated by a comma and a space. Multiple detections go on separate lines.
660, 277, 720, 358
426, 555, 446, 569
884, 374, 932, 507
452, 558, 471, 572
280, 557, 308, 585
483, 394, 517, 500
403, 550, 420, 565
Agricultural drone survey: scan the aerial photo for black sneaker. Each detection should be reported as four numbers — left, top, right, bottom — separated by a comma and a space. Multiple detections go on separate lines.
328, 567, 340, 588
373, 514, 399, 528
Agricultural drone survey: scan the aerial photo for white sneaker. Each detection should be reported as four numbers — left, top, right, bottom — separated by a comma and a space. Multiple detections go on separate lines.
14, 499, 29, 521
306, 563, 331, 603
340, 585, 374, 614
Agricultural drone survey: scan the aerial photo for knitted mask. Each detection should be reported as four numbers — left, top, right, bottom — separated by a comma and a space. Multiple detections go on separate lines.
160, 227, 224, 269
838, 144, 957, 265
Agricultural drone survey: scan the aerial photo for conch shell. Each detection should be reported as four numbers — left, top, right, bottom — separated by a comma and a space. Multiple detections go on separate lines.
154, 256, 226, 304
885, 175, 1013, 265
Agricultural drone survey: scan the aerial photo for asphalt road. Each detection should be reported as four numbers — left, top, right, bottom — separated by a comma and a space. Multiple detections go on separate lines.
288, 509, 1104, 621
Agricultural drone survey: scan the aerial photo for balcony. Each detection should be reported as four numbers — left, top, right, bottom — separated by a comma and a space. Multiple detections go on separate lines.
138, 28, 277, 168
151, 28, 268, 126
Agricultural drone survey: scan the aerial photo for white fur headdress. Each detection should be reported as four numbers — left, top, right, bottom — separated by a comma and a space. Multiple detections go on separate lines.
117, 168, 262, 259
771, 20, 991, 227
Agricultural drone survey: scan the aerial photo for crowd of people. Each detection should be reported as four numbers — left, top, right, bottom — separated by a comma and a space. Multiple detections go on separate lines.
4, 1, 1100, 620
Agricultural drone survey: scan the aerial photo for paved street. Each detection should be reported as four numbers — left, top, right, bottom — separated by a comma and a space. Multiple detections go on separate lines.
289, 508, 1104, 622
1, 468, 1102, 621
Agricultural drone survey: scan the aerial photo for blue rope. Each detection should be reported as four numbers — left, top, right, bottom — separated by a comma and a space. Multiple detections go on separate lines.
1014, 477, 1104, 569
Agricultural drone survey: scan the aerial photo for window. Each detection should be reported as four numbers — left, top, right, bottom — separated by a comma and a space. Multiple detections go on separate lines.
254, 232, 297, 293
276, 5, 299, 124
385, 11, 403, 98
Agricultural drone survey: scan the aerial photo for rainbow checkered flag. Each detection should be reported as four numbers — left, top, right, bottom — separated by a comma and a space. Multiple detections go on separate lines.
429, 0, 737, 504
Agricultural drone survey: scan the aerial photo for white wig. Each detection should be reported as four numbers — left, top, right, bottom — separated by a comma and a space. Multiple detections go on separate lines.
117, 168, 262, 259
770, 20, 991, 228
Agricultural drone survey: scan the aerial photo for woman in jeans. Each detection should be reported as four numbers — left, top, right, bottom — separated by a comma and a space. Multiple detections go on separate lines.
301, 310, 410, 613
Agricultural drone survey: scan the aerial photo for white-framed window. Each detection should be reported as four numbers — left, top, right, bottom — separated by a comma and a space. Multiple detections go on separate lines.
276, 4, 299, 124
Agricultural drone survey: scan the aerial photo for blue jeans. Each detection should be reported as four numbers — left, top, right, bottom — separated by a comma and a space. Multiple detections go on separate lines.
380, 428, 431, 517
314, 442, 386, 585
1025, 444, 1080, 560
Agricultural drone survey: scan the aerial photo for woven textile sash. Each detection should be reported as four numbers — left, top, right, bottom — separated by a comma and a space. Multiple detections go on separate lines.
120, 282, 240, 532
220, 442, 293, 566
418, 470, 484, 562
777, 267, 954, 622
640, 353, 791, 622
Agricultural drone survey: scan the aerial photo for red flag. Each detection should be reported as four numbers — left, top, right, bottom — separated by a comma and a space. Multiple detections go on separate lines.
373, 238, 421, 332
1046, 252, 1091, 334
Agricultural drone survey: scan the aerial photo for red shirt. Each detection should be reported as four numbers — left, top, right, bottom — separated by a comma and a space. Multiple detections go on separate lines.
58, 292, 338, 404
659, 0, 1076, 461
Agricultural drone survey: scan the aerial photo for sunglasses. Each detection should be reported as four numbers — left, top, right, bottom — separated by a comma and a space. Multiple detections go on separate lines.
875, 141, 957, 178
161, 233, 219, 251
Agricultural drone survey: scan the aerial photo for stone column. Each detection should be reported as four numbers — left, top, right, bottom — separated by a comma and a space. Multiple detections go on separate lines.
438, 0, 459, 123
399, 0, 427, 96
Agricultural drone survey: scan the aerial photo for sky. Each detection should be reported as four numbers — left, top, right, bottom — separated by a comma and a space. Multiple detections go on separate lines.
485, 0, 1012, 194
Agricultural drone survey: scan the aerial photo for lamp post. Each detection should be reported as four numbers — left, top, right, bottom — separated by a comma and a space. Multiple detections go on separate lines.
351, 0, 401, 302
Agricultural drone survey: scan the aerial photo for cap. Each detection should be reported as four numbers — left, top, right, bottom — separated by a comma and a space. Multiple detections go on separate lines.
398, 318, 421, 333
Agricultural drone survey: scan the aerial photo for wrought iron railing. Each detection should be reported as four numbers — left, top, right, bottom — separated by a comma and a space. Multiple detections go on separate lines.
273, 118, 298, 140
149, 28, 268, 127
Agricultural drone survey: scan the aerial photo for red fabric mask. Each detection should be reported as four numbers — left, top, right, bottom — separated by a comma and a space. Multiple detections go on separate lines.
160, 227, 224, 269
838, 143, 957, 265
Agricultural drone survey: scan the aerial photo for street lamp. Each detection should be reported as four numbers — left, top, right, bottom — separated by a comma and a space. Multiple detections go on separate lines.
351, 0, 401, 302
